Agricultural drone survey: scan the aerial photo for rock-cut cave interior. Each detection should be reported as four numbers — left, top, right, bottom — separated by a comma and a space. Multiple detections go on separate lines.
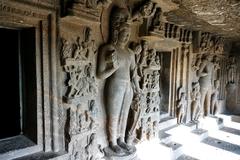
0, 0, 240, 160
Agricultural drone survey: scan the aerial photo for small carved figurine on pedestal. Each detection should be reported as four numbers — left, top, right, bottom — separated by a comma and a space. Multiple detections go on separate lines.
176, 88, 187, 124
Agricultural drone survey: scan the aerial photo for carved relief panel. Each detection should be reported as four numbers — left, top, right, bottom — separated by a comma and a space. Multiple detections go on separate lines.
61, 27, 98, 103
60, 23, 101, 159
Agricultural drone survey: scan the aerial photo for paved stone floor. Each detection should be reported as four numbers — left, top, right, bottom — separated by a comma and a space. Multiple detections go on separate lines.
136, 114, 240, 160
0, 135, 35, 154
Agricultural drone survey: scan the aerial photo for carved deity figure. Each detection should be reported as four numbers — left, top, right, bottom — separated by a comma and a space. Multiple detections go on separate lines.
82, 27, 97, 60
61, 38, 73, 60
191, 82, 201, 122
176, 90, 187, 124
197, 54, 214, 116
227, 55, 237, 84
148, 49, 157, 66
132, 1, 157, 22
97, 8, 139, 154
210, 80, 220, 115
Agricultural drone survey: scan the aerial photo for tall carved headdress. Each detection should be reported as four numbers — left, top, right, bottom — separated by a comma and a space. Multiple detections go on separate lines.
109, 7, 131, 44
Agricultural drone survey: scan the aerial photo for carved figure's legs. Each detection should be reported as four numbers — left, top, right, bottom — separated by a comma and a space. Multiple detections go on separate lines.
191, 101, 196, 121
106, 82, 126, 152
211, 99, 218, 115
200, 87, 208, 117
119, 83, 133, 140
118, 83, 133, 151
205, 89, 212, 116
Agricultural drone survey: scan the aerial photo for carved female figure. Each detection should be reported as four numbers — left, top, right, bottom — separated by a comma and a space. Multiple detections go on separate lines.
191, 82, 201, 122
97, 8, 139, 154
227, 55, 237, 84
176, 90, 187, 124
210, 80, 220, 115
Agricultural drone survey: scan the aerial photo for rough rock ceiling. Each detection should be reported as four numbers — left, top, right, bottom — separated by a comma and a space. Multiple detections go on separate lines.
165, 0, 240, 41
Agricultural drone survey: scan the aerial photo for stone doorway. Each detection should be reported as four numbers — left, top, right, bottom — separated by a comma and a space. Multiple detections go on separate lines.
159, 52, 171, 115
0, 27, 37, 143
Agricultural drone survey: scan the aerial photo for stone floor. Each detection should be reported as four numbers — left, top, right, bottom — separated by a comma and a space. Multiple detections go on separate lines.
136, 114, 240, 160
0, 135, 35, 154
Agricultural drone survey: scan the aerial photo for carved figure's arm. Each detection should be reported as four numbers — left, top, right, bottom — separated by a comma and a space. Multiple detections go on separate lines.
197, 60, 208, 77
97, 45, 119, 79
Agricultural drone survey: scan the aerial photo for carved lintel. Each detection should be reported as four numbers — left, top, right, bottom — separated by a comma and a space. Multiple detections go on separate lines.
68, 0, 111, 22
0, 2, 49, 19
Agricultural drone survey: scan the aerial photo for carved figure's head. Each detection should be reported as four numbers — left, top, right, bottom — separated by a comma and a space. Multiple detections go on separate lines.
110, 7, 131, 45
141, 40, 149, 50
142, 1, 154, 16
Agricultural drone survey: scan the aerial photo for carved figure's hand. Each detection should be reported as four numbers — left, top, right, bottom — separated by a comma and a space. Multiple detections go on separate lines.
111, 52, 119, 68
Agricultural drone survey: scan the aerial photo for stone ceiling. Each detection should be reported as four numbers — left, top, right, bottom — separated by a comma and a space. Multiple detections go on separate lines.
164, 0, 240, 41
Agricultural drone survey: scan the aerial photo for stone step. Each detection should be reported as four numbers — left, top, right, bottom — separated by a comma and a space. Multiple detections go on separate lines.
160, 141, 183, 160
159, 117, 177, 130
231, 115, 240, 123
176, 154, 199, 160
216, 114, 240, 130
159, 131, 172, 144
13, 151, 68, 160
198, 116, 223, 131
190, 128, 208, 142
160, 112, 170, 120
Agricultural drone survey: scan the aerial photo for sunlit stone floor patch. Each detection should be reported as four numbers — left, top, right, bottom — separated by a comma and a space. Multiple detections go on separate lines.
201, 137, 240, 155
220, 126, 240, 136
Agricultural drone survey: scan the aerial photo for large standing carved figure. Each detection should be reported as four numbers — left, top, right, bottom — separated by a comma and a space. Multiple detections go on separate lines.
197, 54, 214, 116
97, 7, 139, 154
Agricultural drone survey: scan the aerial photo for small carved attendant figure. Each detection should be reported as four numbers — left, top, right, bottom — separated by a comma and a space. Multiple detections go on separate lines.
85, 133, 103, 160
97, 8, 139, 154
191, 82, 201, 122
210, 80, 220, 115
227, 55, 237, 84
73, 37, 87, 60
176, 89, 187, 124
61, 38, 73, 60
127, 93, 143, 143
146, 117, 153, 140
137, 118, 146, 141
148, 49, 157, 67
152, 121, 158, 137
